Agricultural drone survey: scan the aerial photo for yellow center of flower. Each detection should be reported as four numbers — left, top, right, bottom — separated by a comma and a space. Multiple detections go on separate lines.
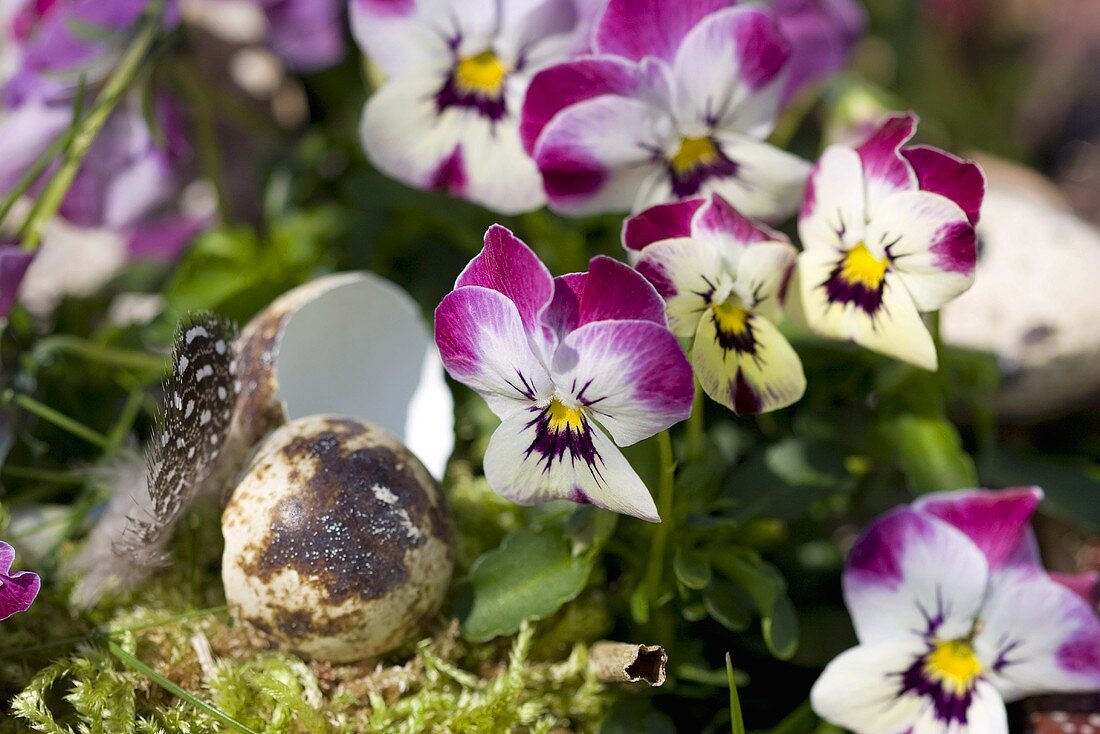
546, 399, 585, 434
712, 297, 750, 337
839, 243, 889, 289
454, 50, 507, 96
670, 136, 720, 174
924, 639, 983, 695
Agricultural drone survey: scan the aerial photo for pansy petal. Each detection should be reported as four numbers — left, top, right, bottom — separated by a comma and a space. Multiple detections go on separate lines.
350, 0, 451, 77
0, 103, 70, 192
869, 190, 977, 312
594, 0, 733, 62
536, 94, 672, 215
634, 236, 724, 337
1052, 572, 1100, 608
0, 542, 14, 575
520, 56, 641, 155
451, 114, 547, 215
456, 225, 555, 338
693, 306, 805, 414
798, 145, 866, 251
544, 256, 667, 338
694, 191, 784, 249
552, 320, 694, 446
484, 410, 659, 521
0, 247, 36, 318
671, 6, 791, 137
0, 568, 41, 621
810, 641, 932, 734
976, 566, 1100, 702
912, 487, 1043, 572
697, 132, 810, 222
774, 0, 866, 104
855, 111, 918, 211
799, 249, 937, 370
734, 241, 797, 323
622, 197, 706, 254
843, 508, 989, 644
435, 286, 551, 418
902, 145, 985, 226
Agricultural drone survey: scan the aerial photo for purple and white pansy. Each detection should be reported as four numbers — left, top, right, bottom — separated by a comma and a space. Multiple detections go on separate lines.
796, 111, 985, 370
812, 487, 1100, 734
351, 0, 599, 215
522, 0, 810, 219
0, 540, 40, 621
435, 225, 694, 521
624, 193, 805, 414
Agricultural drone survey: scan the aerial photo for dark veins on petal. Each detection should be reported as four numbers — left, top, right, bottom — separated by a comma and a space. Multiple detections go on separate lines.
668, 137, 739, 199
523, 404, 604, 481
895, 647, 978, 727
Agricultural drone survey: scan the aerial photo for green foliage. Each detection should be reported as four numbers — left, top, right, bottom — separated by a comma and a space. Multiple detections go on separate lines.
462, 527, 594, 643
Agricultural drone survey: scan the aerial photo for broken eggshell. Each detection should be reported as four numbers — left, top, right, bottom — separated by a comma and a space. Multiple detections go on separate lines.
222, 414, 453, 662
204, 272, 454, 499
941, 175, 1100, 421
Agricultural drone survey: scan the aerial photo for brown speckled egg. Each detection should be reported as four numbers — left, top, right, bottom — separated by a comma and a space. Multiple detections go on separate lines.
221, 414, 453, 662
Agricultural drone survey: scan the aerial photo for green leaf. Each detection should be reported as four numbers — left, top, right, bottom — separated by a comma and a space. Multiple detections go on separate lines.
461, 527, 593, 642
674, 549, 712, 590
715, 552, 786, 616
727, 653, 747, 734
678, 662, 749, 687
703, 581, 753, 632
761, 593, 800, 660
883, 414, 977, 494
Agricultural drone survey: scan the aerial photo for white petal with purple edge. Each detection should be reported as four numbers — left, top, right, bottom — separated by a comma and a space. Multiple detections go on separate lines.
798, 145, 866, 251
902, 145, 985, 226
843, 508, 989, 644
975, 566, 1100, 702
536, 94, 673, 215
435, 286, 552, 418
622, 198, 706, 255
551, 320, 694, 446
634, 236, 725, 338
483, 409, 660, 521
870, 190, 977, 312
734, 241, 797, 323
856, 112, 918, 214
707, 132, 810, 222
594, 0, 733, 63
350, 0, 452, 77
544, 256, 667, 339
693, 192, 784, 254
671, 6, 790, 137
810, 641, 931, 734
799, 249, 938, 370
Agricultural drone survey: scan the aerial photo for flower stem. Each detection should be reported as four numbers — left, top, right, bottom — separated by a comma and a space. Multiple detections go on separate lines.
18, 16, 162, 250
685, 378, 705, 462
642, 430, 676, 607
3, 390, 110, 448
32, 335, 167, 374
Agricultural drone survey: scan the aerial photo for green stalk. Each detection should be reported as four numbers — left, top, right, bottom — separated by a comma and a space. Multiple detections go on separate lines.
107, 641, 259, 734
642, 430, 677, 607
18, 16, 162, 250
32, 335, 167, 373
769, 700, 817, 734
3, 391, 109, 448
685, 378, 705, 462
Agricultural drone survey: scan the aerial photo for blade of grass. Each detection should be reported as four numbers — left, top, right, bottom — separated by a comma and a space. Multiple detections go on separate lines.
4, 391, 110, 448
107, 640, 258, 734
726, 652, 746, 734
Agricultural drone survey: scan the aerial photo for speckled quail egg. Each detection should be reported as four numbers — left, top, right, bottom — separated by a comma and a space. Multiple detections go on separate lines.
221, 414, 453, 662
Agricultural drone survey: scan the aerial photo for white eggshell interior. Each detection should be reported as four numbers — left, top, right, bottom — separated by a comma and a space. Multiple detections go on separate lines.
274, 273, 454, 477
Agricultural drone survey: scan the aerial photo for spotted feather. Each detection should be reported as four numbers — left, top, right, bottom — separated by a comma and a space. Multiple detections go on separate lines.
118, 313, 239, 558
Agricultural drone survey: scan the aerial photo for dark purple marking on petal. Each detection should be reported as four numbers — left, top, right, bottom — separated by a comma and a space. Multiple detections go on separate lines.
731, 369, 763, 415
896, 644, 979, 727
569, 487, 593, 504
696, 192, 781, 245
799, 162, 818, 220
523, 404, 603, 478
456, 225, 554, 335
520, 56, 640, 156
354, 0, 415, 19
820, 253, 886, 316
846, 508, 919, 588
622, 198, 706, 252
1057, 636, 1100, 677
550, 256, 667, 334
0, 544, 40, 621
634, 258, 678, 299
903, 145, 985, 226
929, 221, 977, 275
855, 112, 918, 192
732, 7, 792, 91
538, 147, 609, 199
429, 145, 467, 196
668, 138, 739, 199
436, 74, 509, 121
